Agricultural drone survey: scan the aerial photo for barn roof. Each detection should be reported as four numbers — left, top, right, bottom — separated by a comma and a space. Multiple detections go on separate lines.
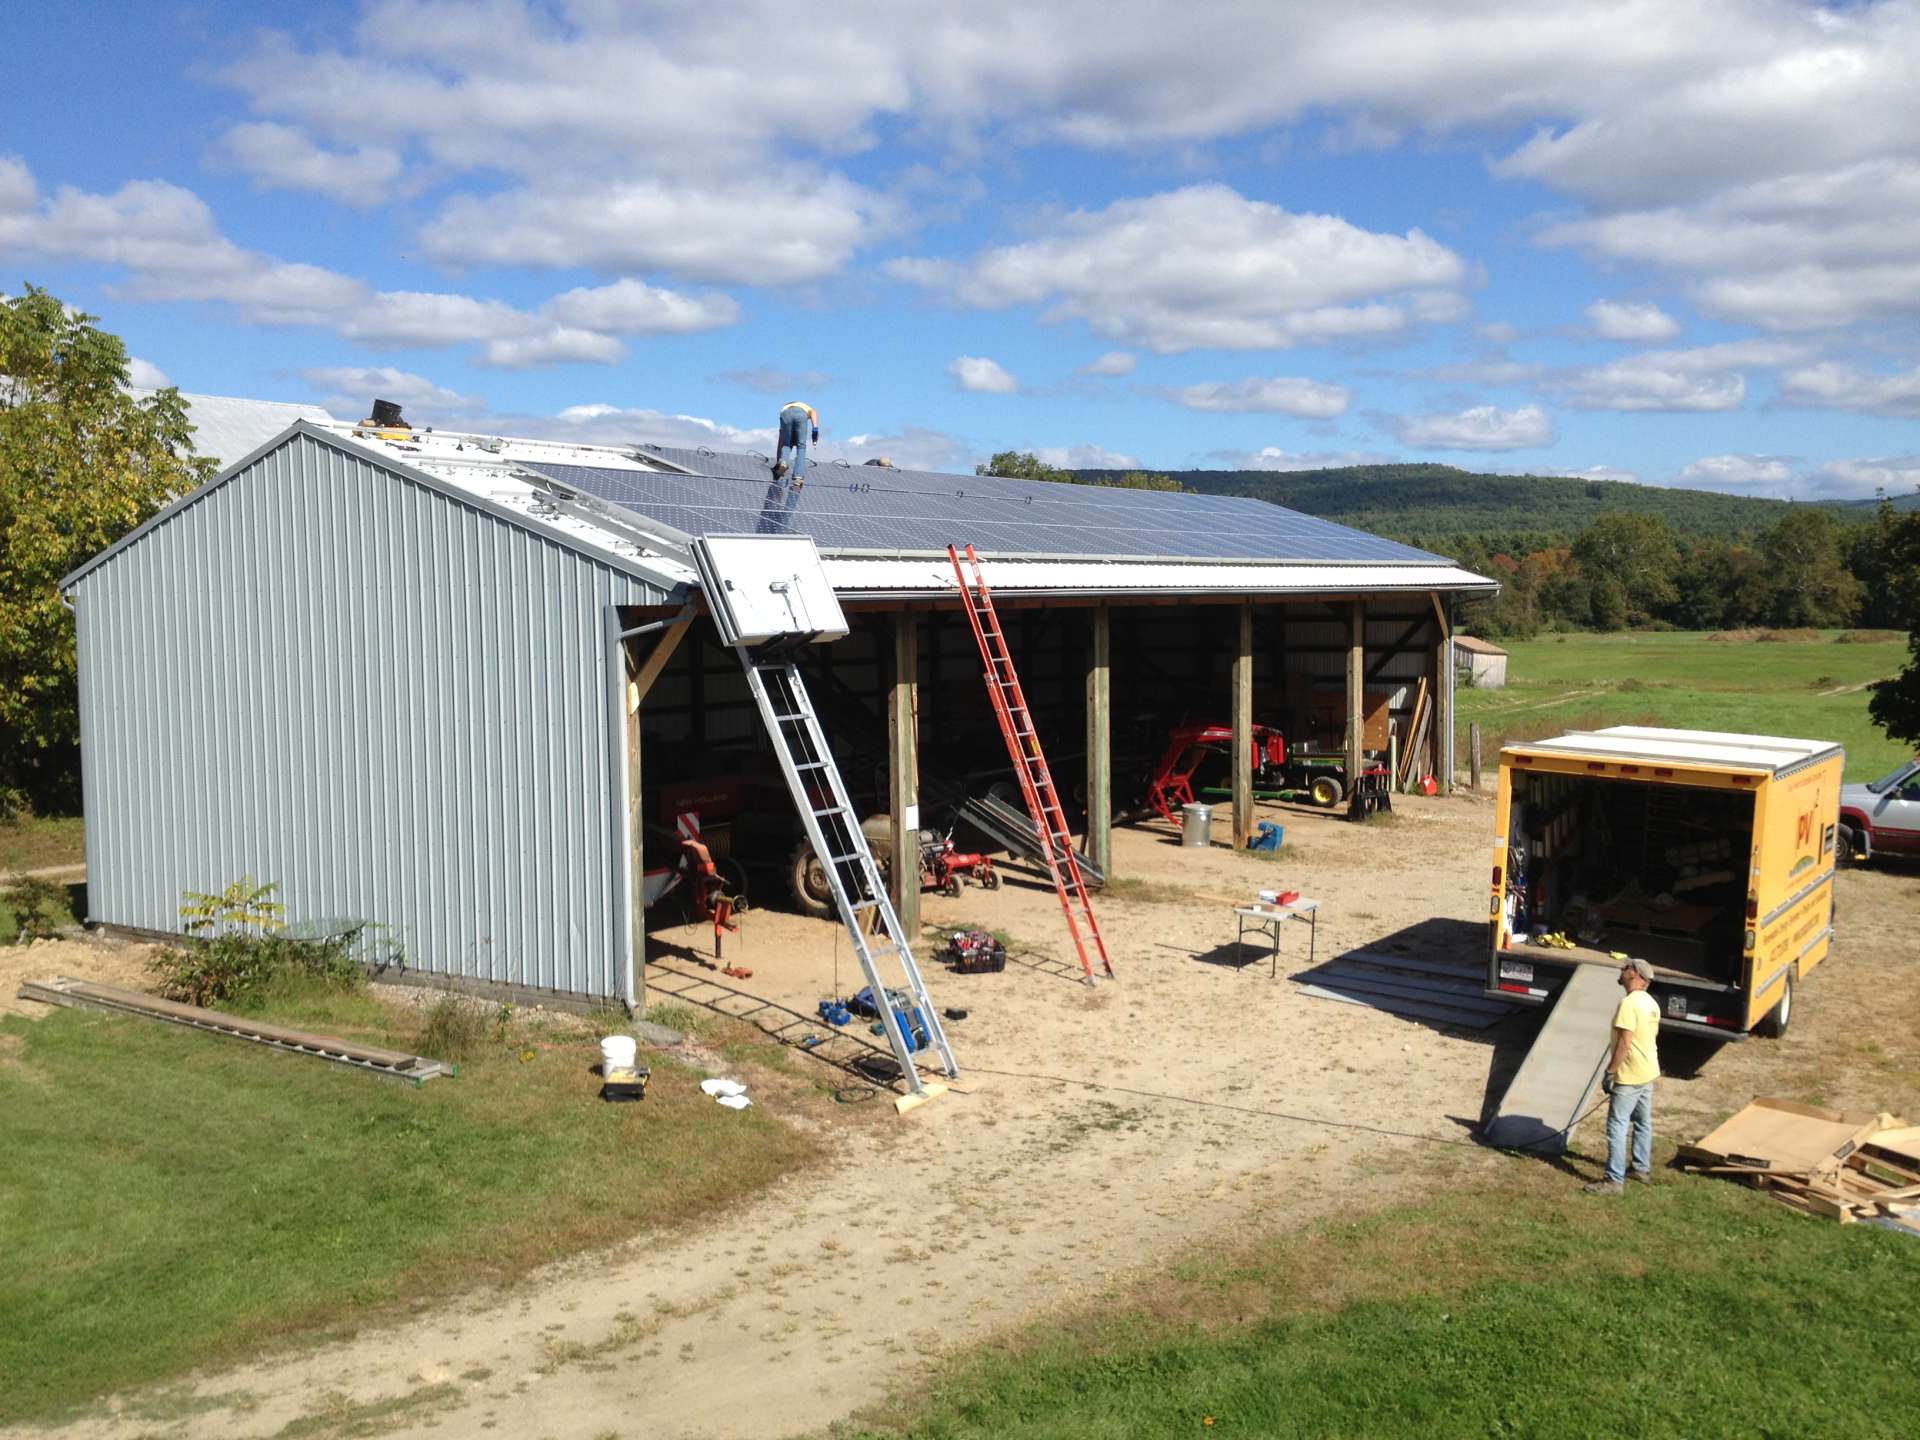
65, 417, 1500, 601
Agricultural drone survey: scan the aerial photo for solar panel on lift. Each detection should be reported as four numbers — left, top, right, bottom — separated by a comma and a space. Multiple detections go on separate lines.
519, 448, 1449, 564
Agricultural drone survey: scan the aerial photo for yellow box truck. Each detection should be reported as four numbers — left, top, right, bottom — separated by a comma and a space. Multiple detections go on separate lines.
1488, 726, 1843, 1039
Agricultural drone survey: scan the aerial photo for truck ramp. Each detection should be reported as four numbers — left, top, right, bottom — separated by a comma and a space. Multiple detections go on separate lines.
1484, 963, 1618, 1155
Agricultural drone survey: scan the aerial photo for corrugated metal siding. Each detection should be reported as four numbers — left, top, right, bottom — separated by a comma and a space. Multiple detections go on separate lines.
71, 431, 666, 998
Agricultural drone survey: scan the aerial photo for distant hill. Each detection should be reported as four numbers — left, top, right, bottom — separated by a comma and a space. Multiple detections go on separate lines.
1067, 463, 1900, 546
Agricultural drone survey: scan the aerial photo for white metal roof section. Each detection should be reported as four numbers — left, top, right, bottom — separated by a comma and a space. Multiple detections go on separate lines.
132, 389, 337, 468
1512, 726, 1841, 775
821, 556, 1497, 597
316, 423, 701, 588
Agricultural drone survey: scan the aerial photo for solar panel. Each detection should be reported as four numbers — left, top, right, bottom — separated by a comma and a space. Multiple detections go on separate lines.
519, 447, 1448, 565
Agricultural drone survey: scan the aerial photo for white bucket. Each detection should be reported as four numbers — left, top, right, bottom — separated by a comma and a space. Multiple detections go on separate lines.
601, 1035, 638, 1072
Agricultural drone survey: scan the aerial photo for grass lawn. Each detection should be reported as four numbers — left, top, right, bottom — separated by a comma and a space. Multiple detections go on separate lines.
0, 813, 86, 874
0, 980, 819, 1425
1456, 630, 1912, 781
853, 1160, 1920, 1439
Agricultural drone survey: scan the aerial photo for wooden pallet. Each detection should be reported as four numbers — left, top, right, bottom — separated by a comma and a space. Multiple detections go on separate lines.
17, 976, 454, 1086
1680, 1099, 1917, 1224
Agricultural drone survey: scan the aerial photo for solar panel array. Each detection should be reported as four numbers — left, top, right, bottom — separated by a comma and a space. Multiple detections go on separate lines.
515, 444, 1449, 565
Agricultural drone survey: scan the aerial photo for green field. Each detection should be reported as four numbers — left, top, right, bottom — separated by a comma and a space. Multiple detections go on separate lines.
854, 1165, 1920, 1439
1455, 630, 1911, 782
0, 981, 817, 1424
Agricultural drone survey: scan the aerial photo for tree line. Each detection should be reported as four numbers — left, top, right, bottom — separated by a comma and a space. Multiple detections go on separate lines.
1445, 506, 1909, 638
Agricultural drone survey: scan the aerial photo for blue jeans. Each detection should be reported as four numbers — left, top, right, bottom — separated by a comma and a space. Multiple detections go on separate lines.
777, 407, 811, 481
1605, 1080, 1654, 1183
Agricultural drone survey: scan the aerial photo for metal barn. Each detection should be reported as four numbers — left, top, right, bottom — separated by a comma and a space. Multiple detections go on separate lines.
62, 417, 1496, 1009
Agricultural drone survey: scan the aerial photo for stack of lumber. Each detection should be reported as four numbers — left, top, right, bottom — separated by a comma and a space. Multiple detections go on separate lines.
1396, 677, 1431, 789
1679, 1098, 1920, 1227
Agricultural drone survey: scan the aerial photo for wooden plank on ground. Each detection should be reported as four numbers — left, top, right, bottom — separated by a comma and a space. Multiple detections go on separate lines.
17, 977, 452, 1084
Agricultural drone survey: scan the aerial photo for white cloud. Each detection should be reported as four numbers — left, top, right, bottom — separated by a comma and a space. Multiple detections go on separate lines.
1584, 299, 1679, 341
720, 367, 831, 395
1555, 339, 1806, 412
1204, 445, 1395, 471
1563, 366, 1743, 413
1415, 358, 1547, 385
1675, 453, 1795, 492
1544, 463, 1641, 485
0, 155, 35, 215
949, 355, 1018, 394
1810, 455, 1920, 500
296, 365, 477, 414
1539, 160, 1920, 331
206, 3, 1920, 326
1031, 443, 1139, 470
523, 404, 773, 453
220, 122, 401, 207
1079, 350, 1137, 377
835, 426, 975, 472
1778, 361, 1920, 418
1164, 376, 1351, 417
542, 278, 738, 336
126, 356, 171, 388
1394, 404, 1554, 451
420, 174, 878, 286
478, 327, 628, 370
494, 406, 971, 477
0, 161, 740, 370
1476, 321, 1520, 345
889, 184, 1467, 353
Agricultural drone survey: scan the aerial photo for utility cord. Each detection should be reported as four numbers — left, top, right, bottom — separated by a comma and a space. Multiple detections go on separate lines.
966, 1066, 1611, 1157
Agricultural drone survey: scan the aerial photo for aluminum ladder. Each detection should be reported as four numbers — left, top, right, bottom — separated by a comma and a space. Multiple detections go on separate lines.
949, 543, 1115, 982
739, 654, 958, 1095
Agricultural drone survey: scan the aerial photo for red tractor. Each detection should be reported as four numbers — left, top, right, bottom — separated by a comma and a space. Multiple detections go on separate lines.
1146, 722, 1356, 824
920, 827, 1000, 897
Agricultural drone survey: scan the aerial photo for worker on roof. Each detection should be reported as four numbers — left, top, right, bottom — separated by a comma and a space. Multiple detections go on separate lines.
772, 401, 818, 487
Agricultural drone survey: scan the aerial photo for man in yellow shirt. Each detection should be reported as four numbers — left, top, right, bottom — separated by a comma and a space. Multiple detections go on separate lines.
1585, 957, 1660, 1195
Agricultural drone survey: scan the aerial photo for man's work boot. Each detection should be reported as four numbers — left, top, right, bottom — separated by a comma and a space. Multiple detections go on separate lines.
772, 460, 788, 478
1628, 1169, 1654, 1186
1582, 1179, 1624, 1196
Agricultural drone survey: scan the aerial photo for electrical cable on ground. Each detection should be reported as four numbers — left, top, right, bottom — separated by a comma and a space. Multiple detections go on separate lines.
967, 1066, 1610, 1157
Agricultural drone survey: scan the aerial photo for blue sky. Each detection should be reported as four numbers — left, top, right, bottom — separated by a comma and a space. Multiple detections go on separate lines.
4, 0, 1917, 499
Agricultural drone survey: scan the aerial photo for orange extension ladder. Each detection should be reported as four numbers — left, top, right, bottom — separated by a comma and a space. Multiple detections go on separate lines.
949, 544, 1115, 982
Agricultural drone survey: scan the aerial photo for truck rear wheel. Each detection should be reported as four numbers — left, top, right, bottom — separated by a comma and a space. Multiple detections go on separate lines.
1835, 824, 1858, 869
1757, 969, 1795, 1039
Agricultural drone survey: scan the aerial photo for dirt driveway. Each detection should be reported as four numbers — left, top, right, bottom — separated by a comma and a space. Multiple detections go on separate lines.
22, 793, 1920, 1440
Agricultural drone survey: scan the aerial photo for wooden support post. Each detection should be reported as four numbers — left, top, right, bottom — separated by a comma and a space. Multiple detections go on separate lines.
1470, 722, 1483, 791
1430, 591, 1453, 790
1232, 601, 1254, 847
889, 610, 920, 936
1086, 603, 1113, 876
1346, 599, 1365, 785
629, 605, 694, 705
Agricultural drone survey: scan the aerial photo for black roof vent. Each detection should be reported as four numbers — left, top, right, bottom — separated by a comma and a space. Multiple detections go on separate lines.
368, 398, 406, 428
